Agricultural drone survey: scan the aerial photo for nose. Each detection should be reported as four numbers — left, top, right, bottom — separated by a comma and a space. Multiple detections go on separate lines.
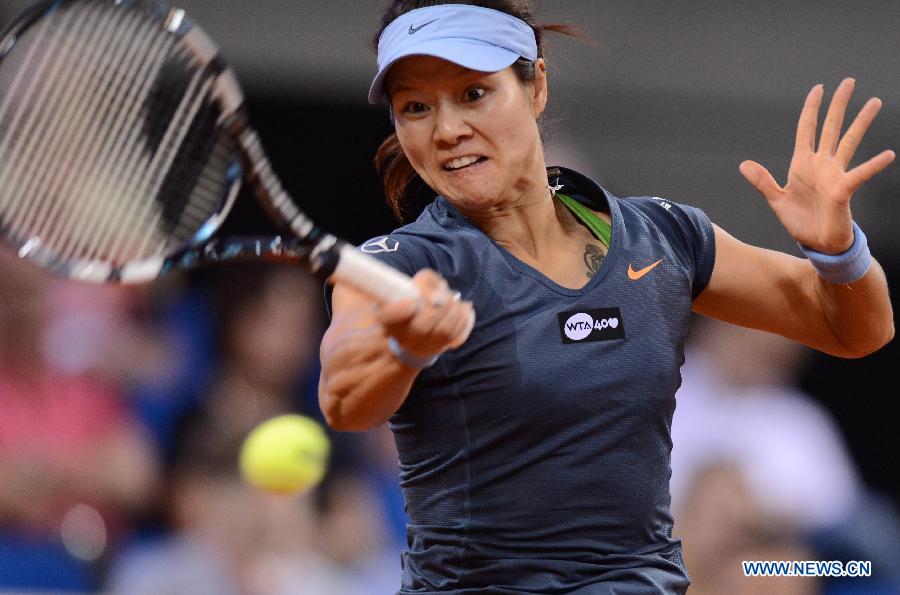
432, 103, 472, 146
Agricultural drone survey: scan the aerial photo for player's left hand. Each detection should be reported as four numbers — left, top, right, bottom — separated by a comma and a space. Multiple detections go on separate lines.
738, 78, 895, 254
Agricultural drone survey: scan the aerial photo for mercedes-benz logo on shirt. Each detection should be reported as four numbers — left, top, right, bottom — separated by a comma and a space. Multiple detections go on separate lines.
360, 236, 400, 254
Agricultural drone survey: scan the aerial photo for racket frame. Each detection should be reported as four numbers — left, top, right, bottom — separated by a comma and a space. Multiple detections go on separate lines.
0, 0, 421, 306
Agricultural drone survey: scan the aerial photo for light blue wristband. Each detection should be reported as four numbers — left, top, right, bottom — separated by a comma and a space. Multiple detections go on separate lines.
798, 221, 872, 285
387, 336, 439, 369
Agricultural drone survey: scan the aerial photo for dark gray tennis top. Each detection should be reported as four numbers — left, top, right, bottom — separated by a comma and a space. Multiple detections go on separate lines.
353, 167, 716, 594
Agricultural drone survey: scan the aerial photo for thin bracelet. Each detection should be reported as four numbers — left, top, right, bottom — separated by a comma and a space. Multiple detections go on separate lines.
387, 336, 439, 369
798, 221, 872, 285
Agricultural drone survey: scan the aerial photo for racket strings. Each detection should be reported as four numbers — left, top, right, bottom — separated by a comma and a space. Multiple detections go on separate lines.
122, 83, 236, 260
0, 2, 159, 258
143, 102, 236, 243
5, 4, 157, 263
6, 4, 127, 238
83, 52, 207, 260
0, 0, 236, 268
71, 38, 207, 263
105, 54, 234, 262
0, 4, 90, 226
51, 7, 177, 262
106, 70, 215, 260
23, 5, 150, 257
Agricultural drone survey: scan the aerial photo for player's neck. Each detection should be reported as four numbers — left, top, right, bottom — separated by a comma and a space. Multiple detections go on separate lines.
486, 202, 604, 290
461, 186, 606, 290
468, 188, 566, 259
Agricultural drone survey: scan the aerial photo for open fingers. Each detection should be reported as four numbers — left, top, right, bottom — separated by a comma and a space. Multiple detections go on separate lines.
818, 78, 855, 155
844, 149, 896, 195
739, 160, 783, 203
794, 84, 824, 157
836, 97, 883, 168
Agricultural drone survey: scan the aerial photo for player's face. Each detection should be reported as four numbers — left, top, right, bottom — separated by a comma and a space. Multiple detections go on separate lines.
388, 56, 548, 215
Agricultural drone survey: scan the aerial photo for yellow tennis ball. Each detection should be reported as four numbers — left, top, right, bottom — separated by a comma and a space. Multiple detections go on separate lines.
239, 414, 330, 495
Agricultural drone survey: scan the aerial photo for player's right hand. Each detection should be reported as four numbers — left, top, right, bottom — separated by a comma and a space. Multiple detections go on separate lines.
376, 269, 474, 360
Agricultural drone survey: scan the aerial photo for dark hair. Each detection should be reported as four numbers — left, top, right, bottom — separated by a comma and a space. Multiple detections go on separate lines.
372, 0, 580, 222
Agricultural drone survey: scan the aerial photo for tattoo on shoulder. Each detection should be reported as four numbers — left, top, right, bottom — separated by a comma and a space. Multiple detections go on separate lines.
584, 244, 606, 279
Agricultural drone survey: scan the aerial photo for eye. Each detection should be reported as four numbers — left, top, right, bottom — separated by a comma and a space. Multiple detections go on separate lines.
464, 88, 486, 102
402, 101, 429, 115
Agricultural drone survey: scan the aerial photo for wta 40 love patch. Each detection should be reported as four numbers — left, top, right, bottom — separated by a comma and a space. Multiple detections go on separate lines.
558, 308, 626, 344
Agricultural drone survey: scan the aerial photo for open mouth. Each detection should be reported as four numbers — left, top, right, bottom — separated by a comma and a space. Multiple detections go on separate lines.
443, 156, 488, 171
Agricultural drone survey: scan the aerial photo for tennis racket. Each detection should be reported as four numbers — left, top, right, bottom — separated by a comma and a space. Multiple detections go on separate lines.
0, 0, 473, 340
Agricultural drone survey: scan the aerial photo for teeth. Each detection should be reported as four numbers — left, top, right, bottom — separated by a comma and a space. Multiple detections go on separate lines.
444, 156, 482, 171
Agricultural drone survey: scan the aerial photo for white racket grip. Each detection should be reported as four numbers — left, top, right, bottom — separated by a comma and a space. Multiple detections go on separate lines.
332, 244, 418, 302
332, 244, 475, 346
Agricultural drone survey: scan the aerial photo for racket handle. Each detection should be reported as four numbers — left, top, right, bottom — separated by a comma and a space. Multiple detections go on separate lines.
332, 244, 475, 345
332, 244, 418, 302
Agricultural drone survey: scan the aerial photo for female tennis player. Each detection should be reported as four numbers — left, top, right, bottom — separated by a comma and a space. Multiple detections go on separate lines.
318, 2, 895, 592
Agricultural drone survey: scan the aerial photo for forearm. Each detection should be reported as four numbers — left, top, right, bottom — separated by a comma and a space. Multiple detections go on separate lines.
319, 323, 420, 432
811, 256, 894, 357
320, 270, 473, 430
694, 227, 893, 358
723, 78, 896, 356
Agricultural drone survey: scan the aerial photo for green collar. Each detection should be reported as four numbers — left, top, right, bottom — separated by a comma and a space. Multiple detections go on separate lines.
554, 192, 611, 248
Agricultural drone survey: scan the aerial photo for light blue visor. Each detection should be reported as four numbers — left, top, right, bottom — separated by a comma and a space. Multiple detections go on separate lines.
369, 4, 538, 105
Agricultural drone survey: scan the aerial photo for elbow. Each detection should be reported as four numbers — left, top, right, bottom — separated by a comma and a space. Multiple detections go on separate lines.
326, 414, 382, 433
320, 397, 372, 433
836, 321, 895, 359
321, 407, 354, 432
321, 405, 383, 433
863, 321, 895, 357
319, 384, 356, 432
877, 321, 896, 353
319, 393, 344, 431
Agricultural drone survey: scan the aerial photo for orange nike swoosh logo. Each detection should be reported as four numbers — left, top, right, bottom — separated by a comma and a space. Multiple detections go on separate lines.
627, 259, 664, 281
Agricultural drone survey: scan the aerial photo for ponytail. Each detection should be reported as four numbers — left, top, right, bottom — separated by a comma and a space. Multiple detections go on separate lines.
374, 132, 419, 222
